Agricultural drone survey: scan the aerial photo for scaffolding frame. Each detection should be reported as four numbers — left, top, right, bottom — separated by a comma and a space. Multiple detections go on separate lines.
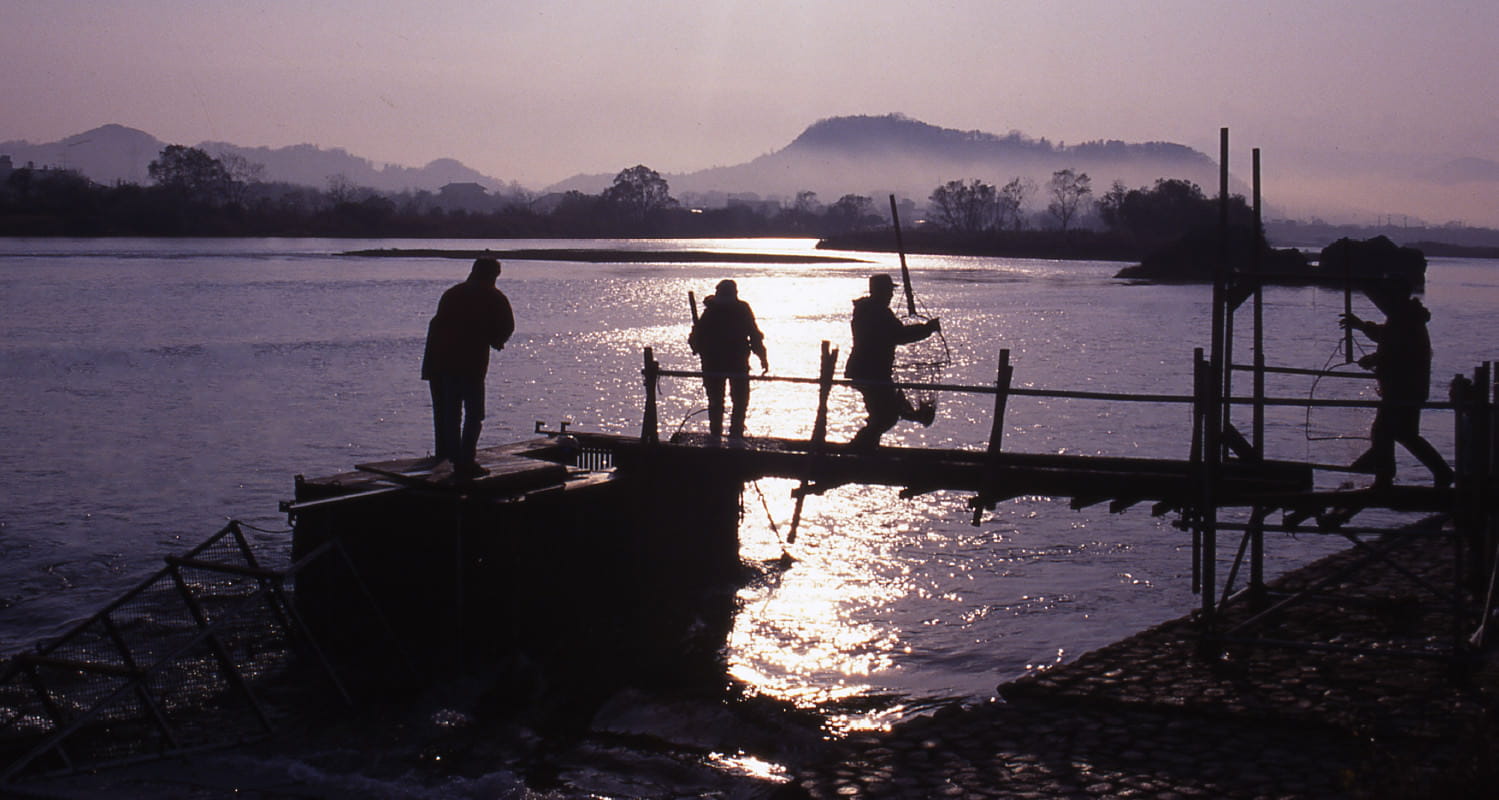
0, 521, 397, 783
1193, 129, 1499, 665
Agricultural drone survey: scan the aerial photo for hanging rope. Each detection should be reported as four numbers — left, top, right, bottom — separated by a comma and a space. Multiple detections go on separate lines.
749, 479, 794, 565
1304, 319, 1374, 444
672, 406, 709, 439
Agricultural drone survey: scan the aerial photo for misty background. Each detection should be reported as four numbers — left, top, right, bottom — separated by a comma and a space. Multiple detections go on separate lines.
3, 1, 1498, 230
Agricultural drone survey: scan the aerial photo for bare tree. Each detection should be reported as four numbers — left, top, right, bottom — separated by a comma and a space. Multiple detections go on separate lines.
996, 177, 1035, 231
214, 152, 264, 205
928, 179, 997, 233
1046, 169, 1092, 231
824, 193, 878, 233
1097, 179, 1129, 230
325, 173, 356, 205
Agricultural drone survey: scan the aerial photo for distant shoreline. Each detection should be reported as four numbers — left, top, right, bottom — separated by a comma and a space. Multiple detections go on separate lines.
341, 247, 872, 264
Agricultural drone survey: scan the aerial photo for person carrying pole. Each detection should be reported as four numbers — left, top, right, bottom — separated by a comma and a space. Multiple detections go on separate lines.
688, 279, 768, 440
845, 274, 940, 450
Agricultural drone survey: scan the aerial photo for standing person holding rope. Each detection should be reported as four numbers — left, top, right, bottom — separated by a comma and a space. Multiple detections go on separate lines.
1339, 274, 1453, 488
845, 274, 940, 450
689, 279, 768, 441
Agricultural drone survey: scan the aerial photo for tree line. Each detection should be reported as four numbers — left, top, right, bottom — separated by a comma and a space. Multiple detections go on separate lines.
1, 144, 1250, 253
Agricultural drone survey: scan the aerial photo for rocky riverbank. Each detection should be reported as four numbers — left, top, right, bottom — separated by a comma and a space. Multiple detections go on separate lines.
787, 526, 1499, 799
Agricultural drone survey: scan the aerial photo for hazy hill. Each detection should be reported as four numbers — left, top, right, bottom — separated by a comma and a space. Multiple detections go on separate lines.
548, 113, 1223, 203
0, 124, 510, 193
0, 124, 163, 185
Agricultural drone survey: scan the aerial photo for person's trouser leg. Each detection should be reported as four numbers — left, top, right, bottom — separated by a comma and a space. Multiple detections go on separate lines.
703, 373, 727, 438
1352, 404, 1401, 487
1387, 404, 1454, 486
430, 377, 461, 461
457, 375, 486, 467
851, 384, 901, 449
729, 373, 750, 438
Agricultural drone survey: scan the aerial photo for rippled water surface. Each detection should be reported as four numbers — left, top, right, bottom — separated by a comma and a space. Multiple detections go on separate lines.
3, 237, 1496, 733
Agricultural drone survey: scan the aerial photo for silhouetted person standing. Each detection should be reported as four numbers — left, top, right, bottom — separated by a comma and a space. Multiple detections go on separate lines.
421, 256, 515, 479
689, 279, 768, 440
846, 274, 939, 450
1340, 275, 1453, 488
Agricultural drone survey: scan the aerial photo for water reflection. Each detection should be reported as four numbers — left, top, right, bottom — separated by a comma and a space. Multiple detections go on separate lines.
4, 238, 1495, 729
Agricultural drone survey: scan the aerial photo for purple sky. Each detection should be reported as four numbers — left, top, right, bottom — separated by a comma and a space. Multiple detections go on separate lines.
5, 0, 1497, 224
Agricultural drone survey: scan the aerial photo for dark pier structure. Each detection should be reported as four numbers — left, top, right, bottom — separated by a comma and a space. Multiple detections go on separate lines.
2, 130, 1496, 786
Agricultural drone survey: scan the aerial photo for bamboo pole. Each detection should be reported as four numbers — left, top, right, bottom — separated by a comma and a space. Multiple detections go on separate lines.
1250, 147, 1266, 606
641, 347, 659, 443
787, 341, 837, 544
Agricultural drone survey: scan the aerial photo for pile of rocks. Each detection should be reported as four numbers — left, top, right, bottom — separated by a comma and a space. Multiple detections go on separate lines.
790, 533, 1499, 799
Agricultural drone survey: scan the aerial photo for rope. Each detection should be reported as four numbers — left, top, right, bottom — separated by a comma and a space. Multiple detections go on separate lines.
1304, 332, 1373, 444
227, 518, 293, 534
671, 406, 709, 439
749, 479, 787, 548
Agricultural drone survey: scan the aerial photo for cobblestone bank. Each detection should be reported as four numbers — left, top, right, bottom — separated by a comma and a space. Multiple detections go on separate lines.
789, 530, 1499, 799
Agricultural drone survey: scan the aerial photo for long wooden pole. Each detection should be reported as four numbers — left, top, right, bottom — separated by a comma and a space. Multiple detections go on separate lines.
1251, 147, 1266, 607
890, 194, 917, 316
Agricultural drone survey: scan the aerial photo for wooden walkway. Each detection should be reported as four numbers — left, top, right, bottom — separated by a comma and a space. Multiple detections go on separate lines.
588, 431, 1321, 516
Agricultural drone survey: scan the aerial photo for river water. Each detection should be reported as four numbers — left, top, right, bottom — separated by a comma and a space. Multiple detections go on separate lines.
1, 237, 1495, 794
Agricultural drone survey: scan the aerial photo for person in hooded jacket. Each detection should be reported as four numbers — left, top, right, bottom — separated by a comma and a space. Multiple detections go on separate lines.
1340, 275, 1453, 488
845, 274, 939, 450
421, 256, 515, 478
688, 279, 768, 439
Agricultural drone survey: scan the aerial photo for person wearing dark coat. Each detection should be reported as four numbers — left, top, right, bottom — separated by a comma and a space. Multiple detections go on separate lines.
689, 279, 768, 439
421, 256, 515, 478
1340, 275, 1453, 488
845, 274, 939, 450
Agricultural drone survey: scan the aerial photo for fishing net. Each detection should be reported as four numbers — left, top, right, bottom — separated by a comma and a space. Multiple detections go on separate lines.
894, 305, 951, 411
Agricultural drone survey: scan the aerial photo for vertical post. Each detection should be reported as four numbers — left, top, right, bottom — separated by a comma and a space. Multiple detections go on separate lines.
1201, 129, 1229, 638
641, 347, 659, 443
1250, 147, 1266, 605
1486, 364, 1499, 635
1474, 363, 1495, 591
1251, 148, 1265, 455
452, 498, 465, 664
1343, 242, 1355, 363
973, 349, 1015, 525
788, 341, 838, 544
1488, 363, 1498, 586
1456, 363, 1491, 656
809, 340, 836, 447
986, 349, 1013, 456
1191, 348, 1205, 595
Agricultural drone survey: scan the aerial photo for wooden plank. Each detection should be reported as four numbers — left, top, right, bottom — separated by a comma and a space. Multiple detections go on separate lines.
355, 453, 568, 494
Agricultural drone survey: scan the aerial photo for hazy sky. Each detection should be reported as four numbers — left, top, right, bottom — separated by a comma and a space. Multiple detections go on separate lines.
4, 0, 1496, 195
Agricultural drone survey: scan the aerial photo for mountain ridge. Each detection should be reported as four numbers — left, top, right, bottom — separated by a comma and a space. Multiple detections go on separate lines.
0, 124, 510, 194
6, 116, 1497, 225
544, 113, 1223, 203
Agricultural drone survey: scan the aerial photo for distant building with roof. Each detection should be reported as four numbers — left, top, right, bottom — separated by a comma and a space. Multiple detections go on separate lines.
437, 182, 491, 212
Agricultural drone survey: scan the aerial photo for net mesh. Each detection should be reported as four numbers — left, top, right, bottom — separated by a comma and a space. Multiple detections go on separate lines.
0, 523, 342, 781
894, 310, 951, 410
